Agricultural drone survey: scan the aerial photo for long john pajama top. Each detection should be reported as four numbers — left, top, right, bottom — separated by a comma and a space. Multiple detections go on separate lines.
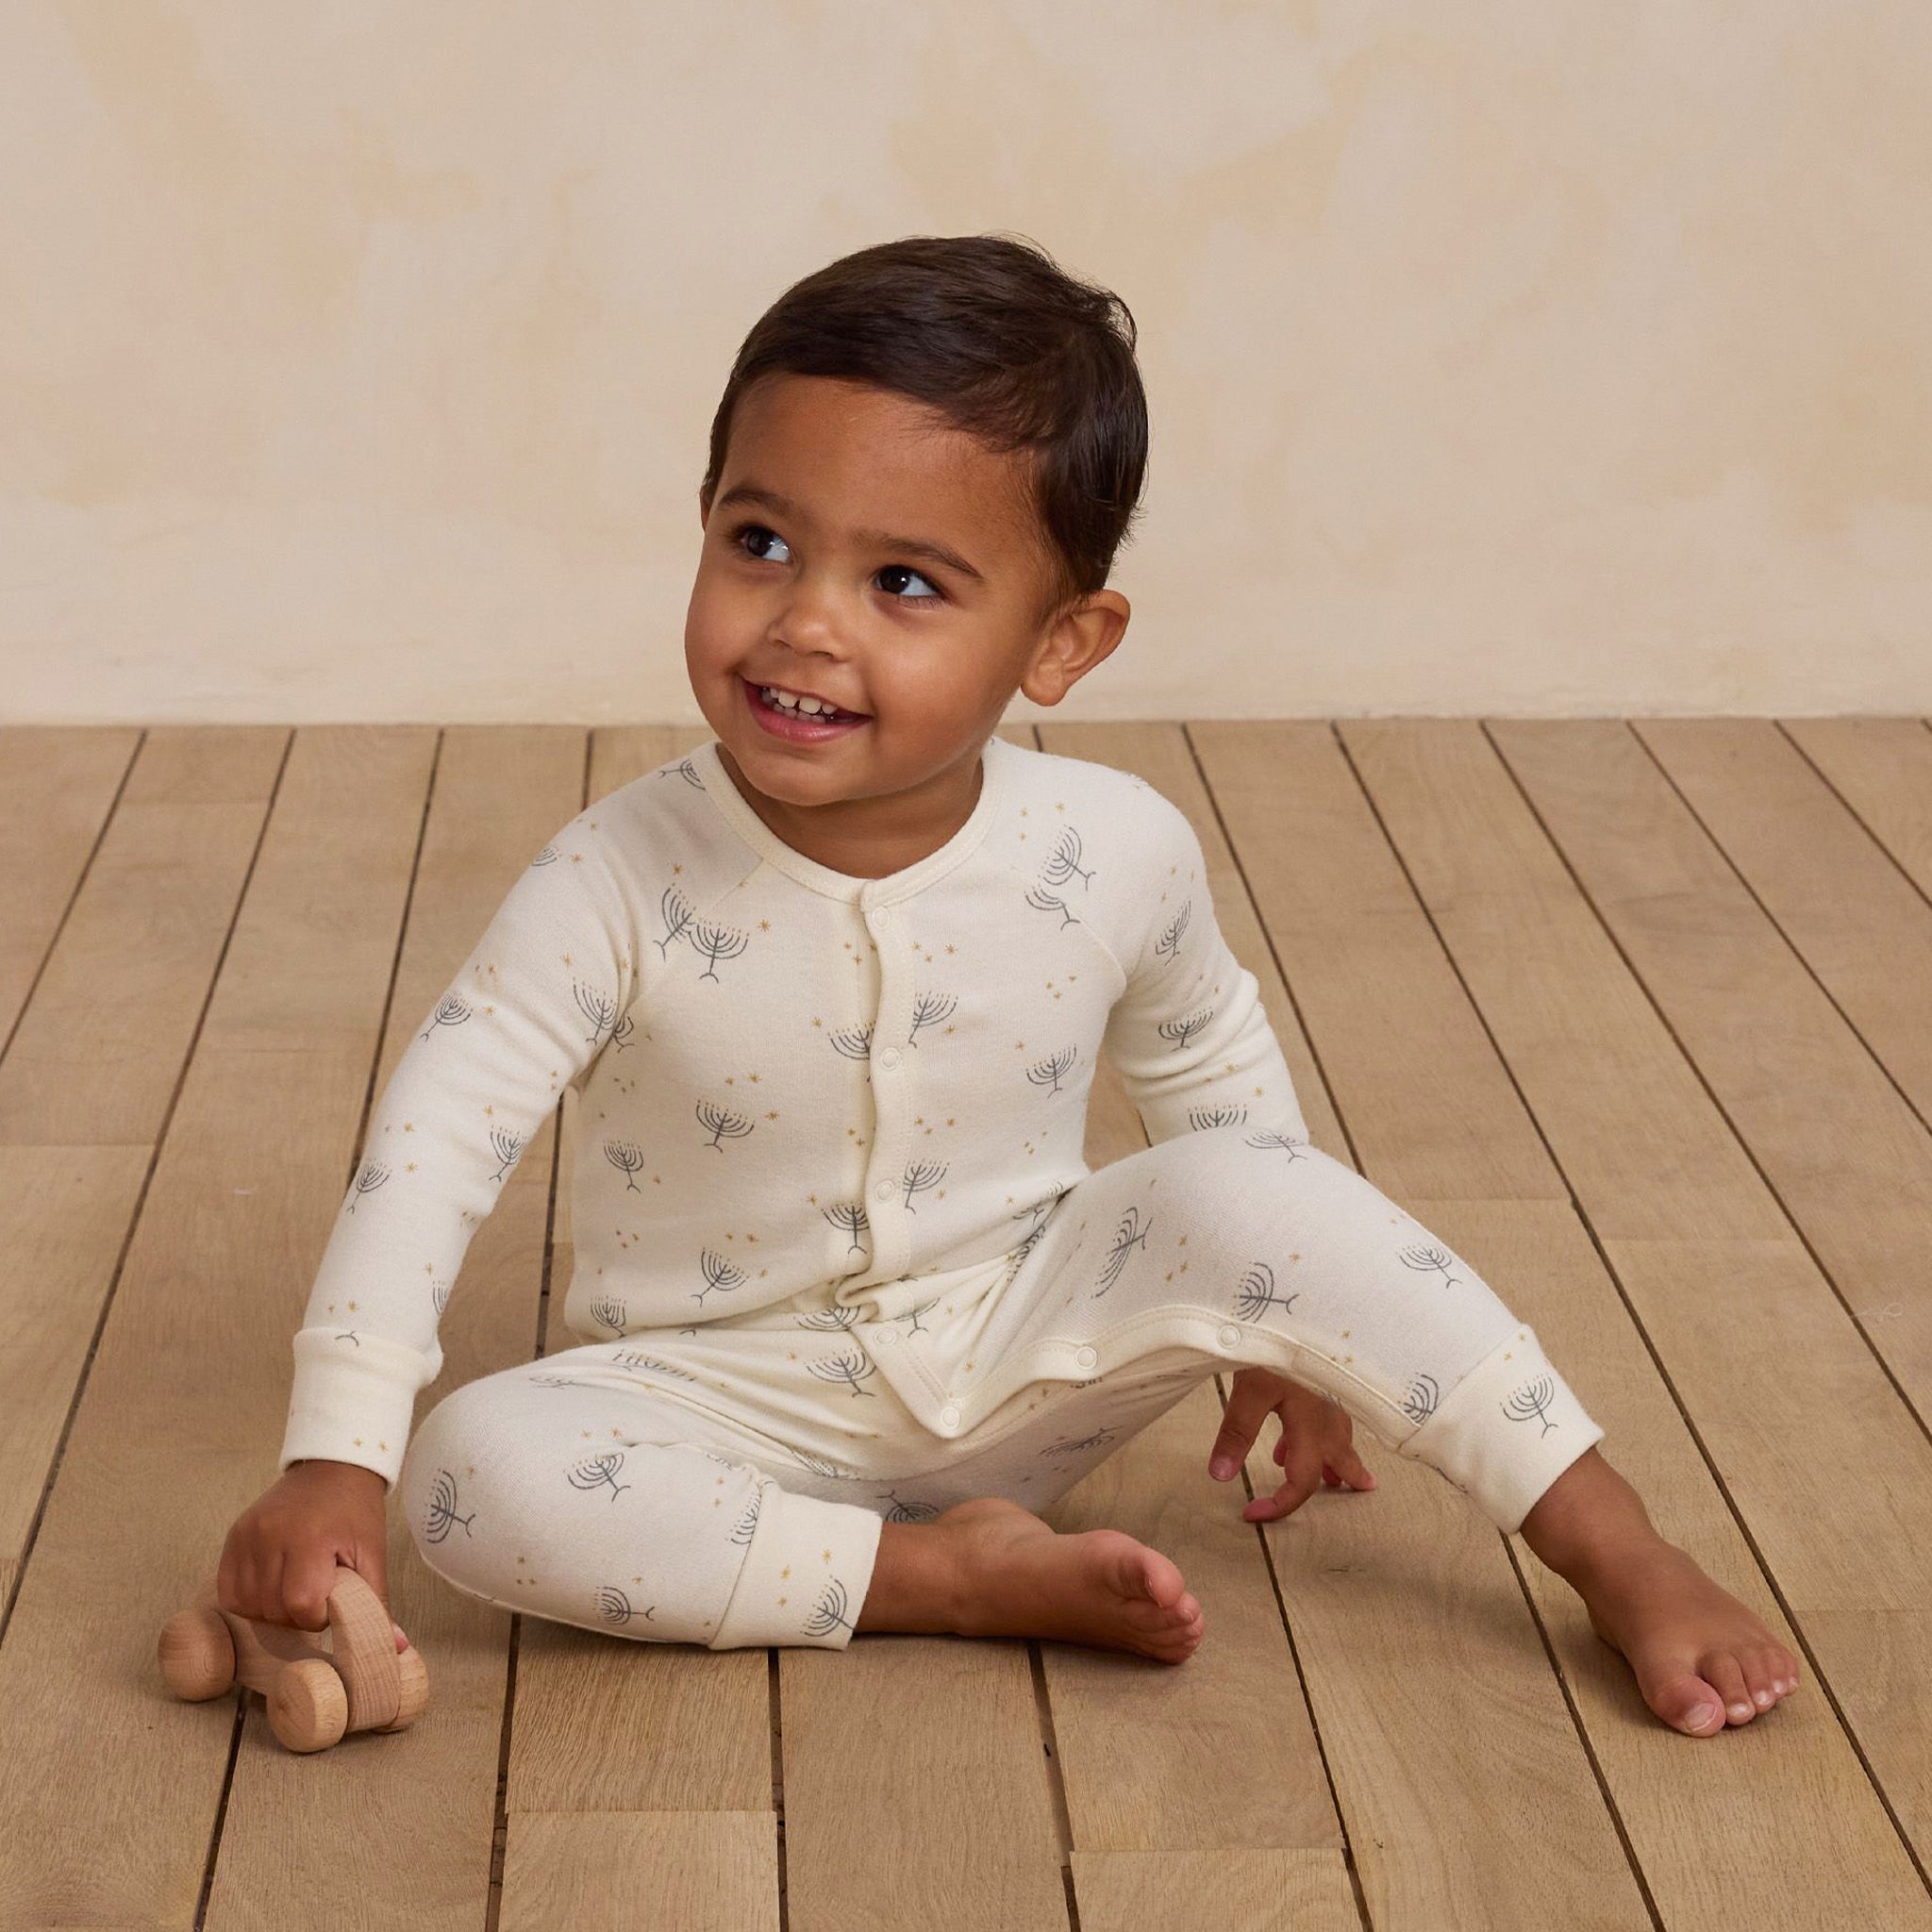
278, 730, 1582, 1528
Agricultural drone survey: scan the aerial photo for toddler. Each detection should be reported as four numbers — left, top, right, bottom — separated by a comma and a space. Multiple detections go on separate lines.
221, 233, 1798, 1738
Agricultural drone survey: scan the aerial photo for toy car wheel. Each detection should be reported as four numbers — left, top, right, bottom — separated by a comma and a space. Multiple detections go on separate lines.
269, 1657, 349, 1753
158, 1602, 237, 1701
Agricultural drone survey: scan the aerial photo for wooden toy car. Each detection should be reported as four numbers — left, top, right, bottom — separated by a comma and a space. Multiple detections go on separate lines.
158, 1562, 429, 1753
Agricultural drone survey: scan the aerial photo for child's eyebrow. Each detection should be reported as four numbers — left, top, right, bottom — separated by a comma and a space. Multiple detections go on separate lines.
716, 482, 985, 583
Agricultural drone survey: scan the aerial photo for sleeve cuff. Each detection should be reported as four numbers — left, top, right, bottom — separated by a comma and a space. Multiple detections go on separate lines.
1393, 1324, 1606, 1534
277, 1326, 439, 1494
711, 1481, 885, 1651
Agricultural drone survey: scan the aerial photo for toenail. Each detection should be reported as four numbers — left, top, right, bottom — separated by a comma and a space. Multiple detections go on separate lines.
1727, 1702, 1751, 1721
1754, 1689, 1772, 1707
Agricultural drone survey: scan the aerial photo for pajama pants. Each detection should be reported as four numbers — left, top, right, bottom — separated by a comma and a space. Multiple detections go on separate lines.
397, 1129, 1604, 1651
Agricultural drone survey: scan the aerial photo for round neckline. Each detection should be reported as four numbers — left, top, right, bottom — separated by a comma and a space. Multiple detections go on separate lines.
691, 732, 1011, 904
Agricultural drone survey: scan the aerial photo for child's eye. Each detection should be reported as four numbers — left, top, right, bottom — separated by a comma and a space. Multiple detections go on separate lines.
730, 521, 791, 566
876, 564, 943, 604
727, 521, 943, 606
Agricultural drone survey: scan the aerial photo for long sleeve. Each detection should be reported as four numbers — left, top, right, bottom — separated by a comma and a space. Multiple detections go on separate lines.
1100, 789, 1308, 1148
278, 813, 640, 1492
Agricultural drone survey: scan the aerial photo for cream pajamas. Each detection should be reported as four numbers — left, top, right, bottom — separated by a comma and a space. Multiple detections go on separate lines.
279, 731, 1605, 1650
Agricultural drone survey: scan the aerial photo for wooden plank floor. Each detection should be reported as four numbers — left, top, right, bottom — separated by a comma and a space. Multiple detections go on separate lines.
1, 716, 1929, 1932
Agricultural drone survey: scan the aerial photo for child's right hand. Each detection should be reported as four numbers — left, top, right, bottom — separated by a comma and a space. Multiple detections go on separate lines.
218, 1459, 408, 1653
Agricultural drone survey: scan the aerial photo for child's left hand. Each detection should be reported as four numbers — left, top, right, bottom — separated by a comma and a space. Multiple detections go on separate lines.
1208, 1368, 1378, 1522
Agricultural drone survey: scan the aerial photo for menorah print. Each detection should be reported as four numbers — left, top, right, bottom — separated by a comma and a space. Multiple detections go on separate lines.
662, 756, 703, 787
574, 979, 620, 1048
1398, 1243, 1466, 1291
608, 1350, 699, 1382
529, 1373, 597, 1389
566, 1450, 631, 1500
1231, 1259, 1299, 1322
594, 1585, 655, 1626
347, 1161, 389, 1212
1153, 899, 1192, 961
1502, 1375, 1560, 1437
901, 1158, 947, 1209
694, 1249, 749, 1307
993, 1219, 1051, 1294
878, 1487, 942, 1524
489, 1126, 525, 1182
1024, 884, 1081, 928
420, 992, 473, 1041
807, 1346, 879, 1398
332, 1327, 360, 1347
431, 1276, 451, 1317
716, 1490, 758, 1547
1403, 1373, 1441, 1426
656, 884, 696, 959
696, 1100, 755, 1152
1158, 1007, 1214, 1051
829, 1022, 874, 1060
425, 1469, 475, 1544
805, 1574, 858, 1641
823, 1200, 870, 1253
903, 1294, 941, 1336
1042, 1425, 1121, 1458
689, 920, 750, 982
790, 1447, 858, 1479
1026, 1045, 1077, 1095
1015, 1181, 1073, 1226
530, 844, 560, 867
907, 991, 958, 1046
1188, 1103, 1247, 1131
1244, 1129, 1311, 1162
588, 1295, 628, 1333
795, 1304, 858, 1334
1092, 1204, 1154, 1296
1039, 824, 1095, 891
604, 1140, 647, 1190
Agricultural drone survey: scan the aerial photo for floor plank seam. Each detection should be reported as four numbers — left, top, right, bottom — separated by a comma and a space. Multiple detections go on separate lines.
0, 729, 293, 1651
1479, 721, 1932, 1450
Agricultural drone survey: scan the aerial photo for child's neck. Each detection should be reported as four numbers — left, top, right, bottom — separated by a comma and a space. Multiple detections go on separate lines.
713, 741, 985, 881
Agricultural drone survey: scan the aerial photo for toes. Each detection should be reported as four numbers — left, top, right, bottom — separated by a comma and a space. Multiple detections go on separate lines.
1653, 1669, 1726, 1736
1702, 1652, 1756, 1726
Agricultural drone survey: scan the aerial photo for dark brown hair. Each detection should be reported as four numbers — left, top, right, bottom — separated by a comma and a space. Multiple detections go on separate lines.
699, 233, 1148, 627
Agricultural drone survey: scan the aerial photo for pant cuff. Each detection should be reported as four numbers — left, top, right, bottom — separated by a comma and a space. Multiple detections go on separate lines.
710, 1479, 885, 1651
1394, 1324, 1605, 1533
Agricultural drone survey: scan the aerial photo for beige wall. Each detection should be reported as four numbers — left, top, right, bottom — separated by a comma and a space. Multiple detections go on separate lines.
4, 3, 1928, 724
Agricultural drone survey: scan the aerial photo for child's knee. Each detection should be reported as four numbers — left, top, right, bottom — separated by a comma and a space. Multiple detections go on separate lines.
397, 1382, 498, 1573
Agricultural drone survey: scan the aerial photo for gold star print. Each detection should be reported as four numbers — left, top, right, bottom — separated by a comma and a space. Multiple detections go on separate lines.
823, 1548, 832, 1561
812, 1017, 823, 1027
571, 853, 583, 865
945, 942, 956, 954
767, 1110, 778, 1121
348, 1301, 358, 1311
781, 1566, 790, 1578
404, 1122, 414, 1133
672, 861, 683, 874
562, 954, 572, 967
778, 1595, 788, 1606
354, 1437, 362, 1446
759, 920, 771, 931
406, 1162, 417, 1173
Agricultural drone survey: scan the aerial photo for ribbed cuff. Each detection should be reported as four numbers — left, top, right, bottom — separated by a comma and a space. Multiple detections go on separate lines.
276, 1326, 435, 1494
1394, 1324, 1606, 1534
710, 1481, 885, 1651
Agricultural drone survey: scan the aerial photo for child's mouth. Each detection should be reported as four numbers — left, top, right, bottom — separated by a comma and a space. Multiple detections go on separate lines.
741, 676, 870, 741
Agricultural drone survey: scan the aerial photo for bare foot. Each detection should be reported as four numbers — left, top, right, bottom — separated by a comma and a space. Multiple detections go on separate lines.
1574, 1535, 1802, 1736
938, 1496, 1206, 1665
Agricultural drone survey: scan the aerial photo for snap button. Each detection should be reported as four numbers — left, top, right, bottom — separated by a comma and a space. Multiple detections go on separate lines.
873, 1180, 894, 1202
940, 1404, 960, 1428
1075, 1345, 1098, 1369
877, 1046, 902, 1071
874, 1325, 898, 1346
1218, 1324, 1241, 1350
868, 906, 891, 929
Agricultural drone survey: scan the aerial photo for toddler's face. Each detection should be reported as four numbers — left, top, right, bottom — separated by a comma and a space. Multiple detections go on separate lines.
685, 373, 1125, 821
